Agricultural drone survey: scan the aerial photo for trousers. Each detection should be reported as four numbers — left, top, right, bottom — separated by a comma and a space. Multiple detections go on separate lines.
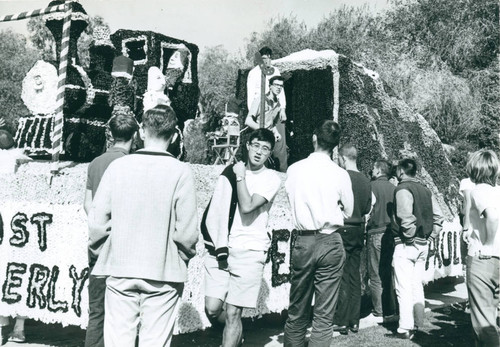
367, 228, 397, 317
271, 121, 288, 173
334, 225, 364, 327
284, 232, 345, 347
392, 242, 428, 331
104, 276, 183, 347
466, 255, 500, 346
85, 275, 106, 347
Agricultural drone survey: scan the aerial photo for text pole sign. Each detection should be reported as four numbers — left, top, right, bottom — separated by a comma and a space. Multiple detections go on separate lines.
0, 203, 89, 328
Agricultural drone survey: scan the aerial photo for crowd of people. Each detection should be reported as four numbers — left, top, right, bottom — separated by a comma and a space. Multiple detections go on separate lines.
80, 98, 499, 347
0, 46, 498, 347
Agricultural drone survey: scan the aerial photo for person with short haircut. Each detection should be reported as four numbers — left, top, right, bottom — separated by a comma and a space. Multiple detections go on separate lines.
284, 120, 353, 346
217, 128, 281, 347
246, 75, 288, 172
366, 159, 398, 321
246, 46, 286, 116
84, 111, 139, 213
83, 110, 138, 347
465, 149, 500, 346
333, 144, 372, 334
391, 158, 444, 340
88, 105, 198, 346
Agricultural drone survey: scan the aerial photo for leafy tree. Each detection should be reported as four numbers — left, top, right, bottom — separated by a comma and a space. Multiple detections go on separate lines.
184, 46, 246, 164
27, 16, 55, 61
198, 45, 245, 124
385, 0, 499, 73
245, 15, 309, 60
186, 0, 499, 166
307, 6, 386, 60
27, 15, 110, 68
0, 29, 40, 134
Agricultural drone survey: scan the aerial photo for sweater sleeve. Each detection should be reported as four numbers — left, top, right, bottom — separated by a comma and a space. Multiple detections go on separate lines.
430, 194, 444, 240
395, 189, 417, 242
88, 166, 113, 260
340, 171, 354, 219
205, 175, 233, 259
172, 166, 199, 261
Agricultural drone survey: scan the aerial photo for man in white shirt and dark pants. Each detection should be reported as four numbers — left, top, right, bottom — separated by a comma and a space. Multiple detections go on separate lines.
284, 120, 354, 347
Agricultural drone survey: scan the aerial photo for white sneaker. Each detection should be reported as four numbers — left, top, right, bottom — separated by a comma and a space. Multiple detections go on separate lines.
8, 330, 26, 343
366, 313, 384, 323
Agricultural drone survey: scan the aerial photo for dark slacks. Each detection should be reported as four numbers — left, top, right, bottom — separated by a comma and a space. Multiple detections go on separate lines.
284, 232, 345, 347
334, 225, 364, 327
272, 121, 288, 173
85, 274, 106, 347
367, 227, 397, 317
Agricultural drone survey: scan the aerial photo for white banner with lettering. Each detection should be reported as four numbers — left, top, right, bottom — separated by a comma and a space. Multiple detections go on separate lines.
0, 203, 89, 328
0, 201, 463, 332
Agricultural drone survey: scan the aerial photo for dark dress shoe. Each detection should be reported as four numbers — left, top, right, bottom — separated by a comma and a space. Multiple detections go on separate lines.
333, 325, 348, 335
349, 324, 359, 333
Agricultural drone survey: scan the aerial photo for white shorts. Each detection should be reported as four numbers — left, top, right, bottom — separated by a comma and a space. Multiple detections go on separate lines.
204, 252, 229, 301
226, 248, 267, 309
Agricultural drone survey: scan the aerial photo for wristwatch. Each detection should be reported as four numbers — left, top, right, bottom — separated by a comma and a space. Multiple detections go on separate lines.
236, 176, 245, 182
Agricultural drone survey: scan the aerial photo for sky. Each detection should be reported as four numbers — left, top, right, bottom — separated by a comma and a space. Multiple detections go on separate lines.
0, 0, 390, 55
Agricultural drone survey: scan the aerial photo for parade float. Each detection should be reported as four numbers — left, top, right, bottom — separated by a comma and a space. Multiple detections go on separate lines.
1, 1, 462, 334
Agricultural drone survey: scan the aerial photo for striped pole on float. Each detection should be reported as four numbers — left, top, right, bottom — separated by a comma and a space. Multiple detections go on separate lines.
51, 2, 73, 173
0, 4, 65, 22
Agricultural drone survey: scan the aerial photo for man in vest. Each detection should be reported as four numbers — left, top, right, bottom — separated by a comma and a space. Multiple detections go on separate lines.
391, 158, 444, 339
333, 144, 372, 334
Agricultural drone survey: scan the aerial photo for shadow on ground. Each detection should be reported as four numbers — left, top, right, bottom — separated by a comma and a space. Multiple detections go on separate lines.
172, 312, 286, 346
330, 305, 474, 347
3, 321, 85, 347
2, 303, 475, 346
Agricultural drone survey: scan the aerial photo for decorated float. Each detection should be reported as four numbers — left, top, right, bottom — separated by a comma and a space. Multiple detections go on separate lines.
1, 1, 463, 335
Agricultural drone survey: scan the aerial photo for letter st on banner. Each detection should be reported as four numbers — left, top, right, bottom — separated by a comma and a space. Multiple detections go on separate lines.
0, 203, 89, 328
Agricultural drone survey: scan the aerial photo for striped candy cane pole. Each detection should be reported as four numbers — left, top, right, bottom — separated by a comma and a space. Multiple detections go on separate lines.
51, 2, 72, 174
0, 4, 65, 22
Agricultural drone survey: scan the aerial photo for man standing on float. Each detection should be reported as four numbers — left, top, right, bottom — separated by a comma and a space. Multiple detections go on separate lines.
246, 46, 288, 172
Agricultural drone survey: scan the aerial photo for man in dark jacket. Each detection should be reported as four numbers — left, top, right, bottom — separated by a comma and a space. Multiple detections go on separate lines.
391, 158, 444, 339
366, 159, 398, 322
333, 144, 372, 334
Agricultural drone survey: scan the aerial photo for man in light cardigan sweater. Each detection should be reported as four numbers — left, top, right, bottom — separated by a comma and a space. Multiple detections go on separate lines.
88, 105, 198, 347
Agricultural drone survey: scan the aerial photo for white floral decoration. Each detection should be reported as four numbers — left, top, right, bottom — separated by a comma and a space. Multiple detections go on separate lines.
21, 61, 58, 115
44, 11, 89, 23
92, 25, 113, 47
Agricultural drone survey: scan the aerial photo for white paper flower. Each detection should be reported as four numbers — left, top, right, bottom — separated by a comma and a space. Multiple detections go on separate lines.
21, 61, 58, 115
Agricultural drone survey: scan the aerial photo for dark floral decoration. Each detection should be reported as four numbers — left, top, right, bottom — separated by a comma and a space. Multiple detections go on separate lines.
268, 229, 293, 287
